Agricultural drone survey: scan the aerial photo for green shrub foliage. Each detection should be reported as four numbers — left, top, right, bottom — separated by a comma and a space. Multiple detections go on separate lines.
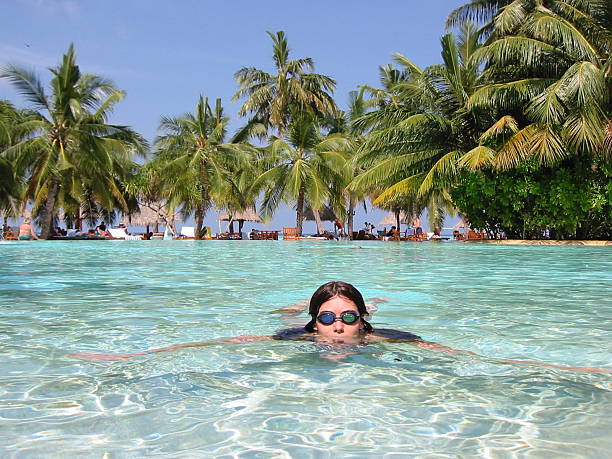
451, 160, 612, 240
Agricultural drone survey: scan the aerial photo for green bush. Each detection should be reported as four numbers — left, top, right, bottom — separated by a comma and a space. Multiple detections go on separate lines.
451, 160, 612, 240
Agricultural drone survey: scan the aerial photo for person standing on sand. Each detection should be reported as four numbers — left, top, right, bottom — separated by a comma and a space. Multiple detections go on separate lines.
334, 219, 344, 237
18, 218, 40, 240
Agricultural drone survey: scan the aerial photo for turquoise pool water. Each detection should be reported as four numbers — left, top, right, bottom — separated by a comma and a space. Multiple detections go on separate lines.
0, 240, 610, 457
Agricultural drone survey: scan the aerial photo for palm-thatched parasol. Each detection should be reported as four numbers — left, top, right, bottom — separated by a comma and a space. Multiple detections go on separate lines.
218, 207, 262, 232
121, 202, 180, 232
302, 206, 338, 234
379, 211, 408, 226
303, 206, 337, 222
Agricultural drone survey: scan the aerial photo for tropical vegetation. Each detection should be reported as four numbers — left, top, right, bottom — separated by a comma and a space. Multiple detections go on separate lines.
1, 1, 609, 240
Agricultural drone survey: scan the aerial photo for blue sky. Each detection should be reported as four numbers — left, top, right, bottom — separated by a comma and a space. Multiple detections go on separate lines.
1, 0, 466, 233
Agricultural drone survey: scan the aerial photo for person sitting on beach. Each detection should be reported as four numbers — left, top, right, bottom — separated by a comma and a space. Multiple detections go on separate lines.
321, 231, 335, 240
412, 215, 423, 237
453, 230, 464, 240
386, 226, 399, 240
96, 221, 110, 237
18, 218, 40, 240
68, 281, 612, 374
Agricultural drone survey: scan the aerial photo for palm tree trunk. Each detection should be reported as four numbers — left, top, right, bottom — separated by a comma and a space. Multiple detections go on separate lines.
194, 205, 204, 240
296, 188, 305, 236
40, 178, 59, 239
347, 196, 355, 240
313, 209, 324, 234
197, 160, 210, 240
76, 206, 82, 231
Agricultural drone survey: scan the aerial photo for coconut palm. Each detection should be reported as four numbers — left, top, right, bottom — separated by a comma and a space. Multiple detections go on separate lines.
1, 44, 146, 238
253, 111, 350, 235
350, 23, 483, 229
233, 31, 338, 137
324, 89, 376, 239
0, 101, 25, 216
154, 96, 255, 239
466, 0, 611, 167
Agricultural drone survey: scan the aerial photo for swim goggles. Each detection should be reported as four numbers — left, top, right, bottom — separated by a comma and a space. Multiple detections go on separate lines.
317, 310, 360, 325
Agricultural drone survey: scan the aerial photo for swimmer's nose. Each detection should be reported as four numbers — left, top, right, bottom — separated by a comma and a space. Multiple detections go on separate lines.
333, 321, 344, 334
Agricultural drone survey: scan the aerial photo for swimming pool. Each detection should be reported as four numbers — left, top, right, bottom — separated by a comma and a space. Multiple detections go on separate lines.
0, 240, 610, 457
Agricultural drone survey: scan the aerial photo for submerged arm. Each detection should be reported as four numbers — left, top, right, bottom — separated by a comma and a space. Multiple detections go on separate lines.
68, 335, 273, 361
412, 340, 611, 374
371, 330, 610, 374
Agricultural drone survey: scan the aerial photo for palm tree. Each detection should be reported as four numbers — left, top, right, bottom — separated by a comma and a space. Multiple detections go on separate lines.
154, 96, 255, 239
324, 89, 375, 239
233, 31, 338, 137
253, 111, 350, 235
1, 44, 146, 238
350, 23, 483, 229
466, 0, 611, 168
0, 101, 25, 218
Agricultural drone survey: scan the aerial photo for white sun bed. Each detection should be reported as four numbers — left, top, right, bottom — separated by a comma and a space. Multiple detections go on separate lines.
108, 228, 141, 240
180, 226, 195, 238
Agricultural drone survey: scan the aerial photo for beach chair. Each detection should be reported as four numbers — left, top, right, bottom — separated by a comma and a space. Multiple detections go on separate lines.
467, 230, 486, 240
108, 228, 127, 239
108, 228, 141, 240
261, 230, 279, 240
282, 227, 299, 240
180, 226, 195, 238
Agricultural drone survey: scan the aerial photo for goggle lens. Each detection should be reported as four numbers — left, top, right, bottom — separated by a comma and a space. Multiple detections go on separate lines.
317, 311, 360, 325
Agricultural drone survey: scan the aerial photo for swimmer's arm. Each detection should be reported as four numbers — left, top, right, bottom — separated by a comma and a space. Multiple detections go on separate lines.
494, 358, 612, 374
68, 335, 274, 361
371, 332, 611, 373
412, 341, 612, 374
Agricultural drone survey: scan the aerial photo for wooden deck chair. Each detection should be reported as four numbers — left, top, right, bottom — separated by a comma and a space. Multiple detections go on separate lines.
282, 227, 299, 240
467, 230, 486, 240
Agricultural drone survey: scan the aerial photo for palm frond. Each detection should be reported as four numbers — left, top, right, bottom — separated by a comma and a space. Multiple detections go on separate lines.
457, 145, 497, 170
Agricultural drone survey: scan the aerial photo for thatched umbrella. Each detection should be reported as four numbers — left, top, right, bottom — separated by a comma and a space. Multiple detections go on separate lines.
379, 211, 407, 227
303, 206, 337, 222
217, 208, 262, 233
303, 206, 337, 234
121, 202, 180, 233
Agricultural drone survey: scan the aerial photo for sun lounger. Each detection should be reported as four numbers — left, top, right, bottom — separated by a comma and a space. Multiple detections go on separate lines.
217, 232, 242, 240
467, 230, 487, 240
252, 230, 279, 240
180, 226, 195, 238
282, 227, 299, 240
108, 228, 141, 240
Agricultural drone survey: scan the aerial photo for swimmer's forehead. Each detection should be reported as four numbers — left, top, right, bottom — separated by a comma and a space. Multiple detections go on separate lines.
319, 295, 359, 309
323, 294, 356, 303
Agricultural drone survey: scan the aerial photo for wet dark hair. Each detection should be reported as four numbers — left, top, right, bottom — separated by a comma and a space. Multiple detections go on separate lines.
304, 281, 373, 333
